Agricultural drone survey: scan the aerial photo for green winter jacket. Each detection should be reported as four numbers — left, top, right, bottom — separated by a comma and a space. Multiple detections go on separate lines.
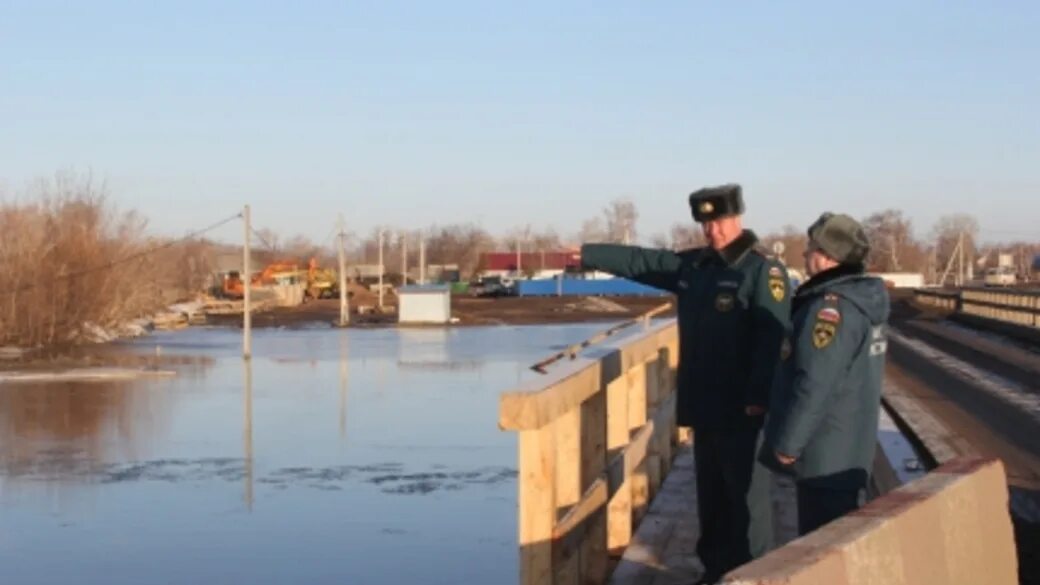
761, 264, 890, 489
581, 231, 791, 430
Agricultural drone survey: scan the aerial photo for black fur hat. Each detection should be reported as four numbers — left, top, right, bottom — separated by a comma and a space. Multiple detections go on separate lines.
689, 184, 745, 222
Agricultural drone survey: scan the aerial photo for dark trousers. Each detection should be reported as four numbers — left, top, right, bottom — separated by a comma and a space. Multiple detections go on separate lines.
795, 483, 860, 535
694, 428, 773, 578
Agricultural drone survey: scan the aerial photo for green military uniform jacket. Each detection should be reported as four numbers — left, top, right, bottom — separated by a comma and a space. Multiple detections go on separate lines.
762, 264, 890, 489
581, 231, 791, 430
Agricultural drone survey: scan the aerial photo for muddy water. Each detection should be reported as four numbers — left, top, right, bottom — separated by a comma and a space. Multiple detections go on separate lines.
0, 323, 638, 585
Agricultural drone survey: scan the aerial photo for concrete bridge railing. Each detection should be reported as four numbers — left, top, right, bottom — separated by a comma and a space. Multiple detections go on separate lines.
499, 320, 680, 585
724, 457, 1018, 585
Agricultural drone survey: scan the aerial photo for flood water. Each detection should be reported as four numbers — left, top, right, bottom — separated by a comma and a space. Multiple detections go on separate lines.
0, 323, 638, 585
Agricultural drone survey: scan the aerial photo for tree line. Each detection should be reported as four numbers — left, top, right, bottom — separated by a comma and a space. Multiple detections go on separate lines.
2, 175, 1036, 349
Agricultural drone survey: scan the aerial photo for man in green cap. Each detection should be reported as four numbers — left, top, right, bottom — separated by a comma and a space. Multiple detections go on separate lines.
760, 212, 890, 536
581, 184, 790, 584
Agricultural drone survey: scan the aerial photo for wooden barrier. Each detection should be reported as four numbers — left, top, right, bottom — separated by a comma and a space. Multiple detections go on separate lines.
723, 457, 1018, 585
500, 320, 680, 585
959, 287, 1040, 328
910, 288, 959, 312
913, 287, 1040, 329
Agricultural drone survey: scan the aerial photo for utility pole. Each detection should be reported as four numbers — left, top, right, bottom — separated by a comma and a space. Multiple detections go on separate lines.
957, 231, 965, 287
243, 205, 252, 359
419, 233, 426, 285
516, 238, 522, 277
337, 214, 348, 326
378, 229, 385, 310
401, 231, 408, 287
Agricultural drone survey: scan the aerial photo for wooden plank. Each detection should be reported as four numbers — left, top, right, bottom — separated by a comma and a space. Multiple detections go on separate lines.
628, 362, 650, 526
580, 390, 608, 585
519, 426, 556, 585
554, 479, 609, 543
627, 362, 648, 432
500, 365, 601, 431
500, 321, 678, 430
582, 503, 609, 584
645, 352, 661, 411
607, 442, 697, 585
552, 408, 582, 585
555, 418, 664, 555
555, 406, 583, 514
553, 541, 581, 585
632, 458, 651, 526
647, 455, 662, 502
607, 372, 632, 553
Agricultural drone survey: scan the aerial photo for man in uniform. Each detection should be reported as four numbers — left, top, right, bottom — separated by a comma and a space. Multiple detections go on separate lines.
761, 213, 890, 535
581, 184, 790, 584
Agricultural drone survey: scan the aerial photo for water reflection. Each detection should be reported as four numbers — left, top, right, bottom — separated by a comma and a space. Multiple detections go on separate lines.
339, 331, 349, 441
243, 358, 254, 511
0, 380, 166, 481
0, 322, 638, 585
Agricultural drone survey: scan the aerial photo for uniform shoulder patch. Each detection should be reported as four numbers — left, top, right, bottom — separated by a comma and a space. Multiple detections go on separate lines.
768, 265, 783, 278
817, 307, 841, 324
811, 299, 841, 348
767, 273, 786, 302
812, 321, 837, 349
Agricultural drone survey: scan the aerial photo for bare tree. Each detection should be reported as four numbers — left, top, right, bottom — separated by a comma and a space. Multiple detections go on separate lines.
603, 198, 639, 243
578, 217, 607, 243
670, 223, 706, 250
423, 223, 495, 278
253, 227, 281, 258
529, 227, 562, 251
503, 224, 534, 253
0, 171, 171, 347
861, 210, 926, 272
931, 214, 979, 283
648, 233, 670, 249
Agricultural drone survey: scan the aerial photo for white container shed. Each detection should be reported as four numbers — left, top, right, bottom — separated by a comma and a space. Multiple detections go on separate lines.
398, 285, 452, 324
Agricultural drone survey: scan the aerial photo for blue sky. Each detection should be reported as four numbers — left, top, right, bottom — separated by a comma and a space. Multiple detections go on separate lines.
2, 1, 1037, 245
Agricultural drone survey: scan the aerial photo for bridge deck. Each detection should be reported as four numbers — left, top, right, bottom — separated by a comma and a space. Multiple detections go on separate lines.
607, 443, 798, 585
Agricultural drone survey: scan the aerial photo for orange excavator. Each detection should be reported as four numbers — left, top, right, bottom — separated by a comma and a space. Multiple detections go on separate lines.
220, 259, 337, 300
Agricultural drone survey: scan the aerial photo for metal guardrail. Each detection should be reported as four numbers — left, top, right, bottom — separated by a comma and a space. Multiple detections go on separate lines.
530, 302, 674, 373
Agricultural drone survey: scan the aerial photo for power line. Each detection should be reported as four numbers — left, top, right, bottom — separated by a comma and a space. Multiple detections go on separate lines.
0, 212, 243, 296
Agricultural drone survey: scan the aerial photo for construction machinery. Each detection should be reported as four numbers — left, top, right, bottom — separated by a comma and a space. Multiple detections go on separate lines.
305, 257, 339, 299
214, 258, 340, 301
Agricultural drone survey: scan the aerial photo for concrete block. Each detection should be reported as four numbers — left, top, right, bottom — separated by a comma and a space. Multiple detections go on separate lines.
722, 457, 1017, 585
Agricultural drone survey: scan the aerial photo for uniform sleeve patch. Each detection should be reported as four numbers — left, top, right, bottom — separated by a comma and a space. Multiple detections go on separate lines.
812, 322, 837, 349
768, 266, 783, 278
817, 307, 841, 323
768, 277, 786, 302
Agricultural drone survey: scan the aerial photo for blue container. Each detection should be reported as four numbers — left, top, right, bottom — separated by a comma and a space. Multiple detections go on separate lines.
517, 277, 667, 297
